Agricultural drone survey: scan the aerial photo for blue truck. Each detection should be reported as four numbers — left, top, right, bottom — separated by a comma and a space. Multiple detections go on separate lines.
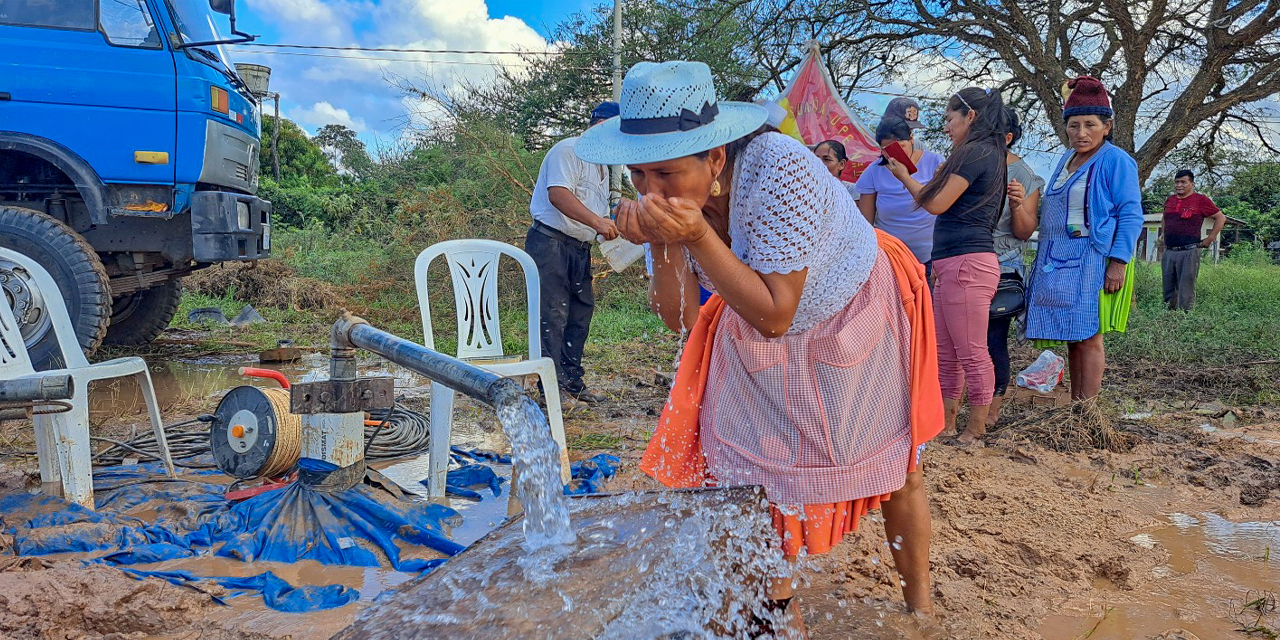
0, 0, 270, 367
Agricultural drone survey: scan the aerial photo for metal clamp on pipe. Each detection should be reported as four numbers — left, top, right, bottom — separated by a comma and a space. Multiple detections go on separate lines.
0, 375, 75, 420
0, 375, 74, 403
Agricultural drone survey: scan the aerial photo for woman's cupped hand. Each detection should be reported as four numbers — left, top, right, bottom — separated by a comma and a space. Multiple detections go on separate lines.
615, 195, 711, 246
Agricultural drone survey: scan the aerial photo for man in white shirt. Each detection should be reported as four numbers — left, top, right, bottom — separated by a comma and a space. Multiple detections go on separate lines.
525, 101, 619, 403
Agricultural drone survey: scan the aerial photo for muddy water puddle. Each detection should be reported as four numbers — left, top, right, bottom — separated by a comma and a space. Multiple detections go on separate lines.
135, 556, 401, 637
1040, 512, 1278, 639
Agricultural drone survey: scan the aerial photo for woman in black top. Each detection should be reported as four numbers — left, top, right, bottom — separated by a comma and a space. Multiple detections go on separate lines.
886, 87, 1008, 444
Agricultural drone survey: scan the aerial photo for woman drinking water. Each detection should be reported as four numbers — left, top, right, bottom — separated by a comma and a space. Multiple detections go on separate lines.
576, 61, 944, 633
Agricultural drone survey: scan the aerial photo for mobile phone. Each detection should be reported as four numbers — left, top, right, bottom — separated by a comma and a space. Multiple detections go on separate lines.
883, 141, 917, 174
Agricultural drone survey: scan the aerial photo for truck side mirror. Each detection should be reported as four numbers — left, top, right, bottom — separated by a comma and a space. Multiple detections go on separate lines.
180, 0, 255, 47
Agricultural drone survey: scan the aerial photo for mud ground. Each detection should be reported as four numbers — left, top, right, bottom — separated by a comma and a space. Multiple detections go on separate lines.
1, 350, 1277, 639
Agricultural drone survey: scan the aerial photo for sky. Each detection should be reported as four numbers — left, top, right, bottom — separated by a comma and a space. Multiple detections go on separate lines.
229, 0, 901, 143
228, 0, 593, 145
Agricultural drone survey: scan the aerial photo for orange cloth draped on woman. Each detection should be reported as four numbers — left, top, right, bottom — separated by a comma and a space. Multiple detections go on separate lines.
640, 230, 944, 555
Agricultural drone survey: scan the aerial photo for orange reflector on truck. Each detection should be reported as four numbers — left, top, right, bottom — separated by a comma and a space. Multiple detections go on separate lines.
211, 86, 230, 114
123, 200, 168, 212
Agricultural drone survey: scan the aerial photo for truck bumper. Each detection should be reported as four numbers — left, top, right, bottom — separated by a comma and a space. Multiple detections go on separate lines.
190, 191, 271, 261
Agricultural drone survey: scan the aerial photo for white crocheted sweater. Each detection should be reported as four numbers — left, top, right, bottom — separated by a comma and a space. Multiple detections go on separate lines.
691, 132, 878, 334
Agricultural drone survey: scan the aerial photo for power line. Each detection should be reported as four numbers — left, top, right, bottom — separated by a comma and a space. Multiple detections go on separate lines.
234, 42, 589, 56
237, 49, 603, 73
239, 49, 545, 67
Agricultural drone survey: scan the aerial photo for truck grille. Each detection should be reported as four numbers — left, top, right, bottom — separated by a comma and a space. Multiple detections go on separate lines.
233, 161, 249, 182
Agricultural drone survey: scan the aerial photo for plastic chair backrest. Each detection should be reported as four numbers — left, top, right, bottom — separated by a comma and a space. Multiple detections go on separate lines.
414, 240, 541, 361
0, 248, 90, 369
0, 293, 36, 378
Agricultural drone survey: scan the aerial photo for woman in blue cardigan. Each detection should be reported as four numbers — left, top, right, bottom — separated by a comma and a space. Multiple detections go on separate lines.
1025, 77, 1144, 400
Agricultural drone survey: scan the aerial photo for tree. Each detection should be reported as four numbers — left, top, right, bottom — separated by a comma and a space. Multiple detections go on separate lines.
780, 0, 1280, 181
260, 115, 337, 186
314, 124, 374, 179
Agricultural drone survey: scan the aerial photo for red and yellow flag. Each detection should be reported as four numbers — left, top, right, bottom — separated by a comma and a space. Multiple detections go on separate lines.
775, 43, 880, 183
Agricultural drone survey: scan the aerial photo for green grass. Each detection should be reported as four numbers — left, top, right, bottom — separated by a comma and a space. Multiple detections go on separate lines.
1110, 251, 1280, 367
565, 432, 625, 450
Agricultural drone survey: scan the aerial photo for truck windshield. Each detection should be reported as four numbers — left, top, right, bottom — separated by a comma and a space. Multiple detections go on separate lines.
165, 0, 234, 68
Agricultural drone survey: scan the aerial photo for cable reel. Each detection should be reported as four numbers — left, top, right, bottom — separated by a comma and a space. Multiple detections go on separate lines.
210, 369, 302, 479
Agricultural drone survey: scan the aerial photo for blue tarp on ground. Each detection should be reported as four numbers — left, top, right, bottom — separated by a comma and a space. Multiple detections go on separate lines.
439, 450, 619, 496
566, 453, 620, 495
445, 464, 506, 499
118, 568, 361, 612
1, 449, 619, 613
0, 457, 463, 612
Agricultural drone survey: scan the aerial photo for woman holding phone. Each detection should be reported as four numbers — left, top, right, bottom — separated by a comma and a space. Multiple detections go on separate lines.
886, 87, 1007, 444
855, 116, 945, 270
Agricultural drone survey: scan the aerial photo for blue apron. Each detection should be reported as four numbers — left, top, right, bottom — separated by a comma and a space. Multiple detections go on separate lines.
1026, 157, 1108, 342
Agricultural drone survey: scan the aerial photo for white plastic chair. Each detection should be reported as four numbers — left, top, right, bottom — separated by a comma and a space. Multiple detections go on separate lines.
414, 240, 570, 499
0, 248, 174, 508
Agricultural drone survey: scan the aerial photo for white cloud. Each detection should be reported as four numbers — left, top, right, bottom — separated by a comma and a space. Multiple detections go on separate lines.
233, 0, 551, 144
289, 101, 367, 133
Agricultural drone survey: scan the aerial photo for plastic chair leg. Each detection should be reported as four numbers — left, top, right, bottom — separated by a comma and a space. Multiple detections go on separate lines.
51, 400, 94, 509
534, 360, 572, 484
135, 368, 175, 477
32, 414, 61, 492
427, 382, 455, 500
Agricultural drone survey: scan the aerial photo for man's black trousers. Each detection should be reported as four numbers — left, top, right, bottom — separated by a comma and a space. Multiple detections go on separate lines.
525, 222, 594, 393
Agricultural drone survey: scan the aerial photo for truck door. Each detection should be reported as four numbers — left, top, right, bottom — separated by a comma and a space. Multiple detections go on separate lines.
0, 0, 178, 187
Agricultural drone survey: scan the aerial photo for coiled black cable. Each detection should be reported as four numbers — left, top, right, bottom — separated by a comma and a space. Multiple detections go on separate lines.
89, 405, 434, 468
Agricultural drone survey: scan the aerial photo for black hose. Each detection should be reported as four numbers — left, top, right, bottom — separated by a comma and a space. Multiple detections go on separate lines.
364, 405, 431, 461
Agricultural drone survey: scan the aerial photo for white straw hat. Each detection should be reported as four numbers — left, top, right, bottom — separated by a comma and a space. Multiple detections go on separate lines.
575, 61, 768, 165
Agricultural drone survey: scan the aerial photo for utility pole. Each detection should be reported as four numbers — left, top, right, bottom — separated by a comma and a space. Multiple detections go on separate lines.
609, 0, 622, 208
271, 93, 281, 181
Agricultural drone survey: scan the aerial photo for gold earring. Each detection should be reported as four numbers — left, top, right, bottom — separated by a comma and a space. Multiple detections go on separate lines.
710, 180, 722, 197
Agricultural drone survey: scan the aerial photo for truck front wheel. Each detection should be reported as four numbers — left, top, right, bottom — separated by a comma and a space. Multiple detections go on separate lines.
0, 206, 111, 368
104, 279, 182, 346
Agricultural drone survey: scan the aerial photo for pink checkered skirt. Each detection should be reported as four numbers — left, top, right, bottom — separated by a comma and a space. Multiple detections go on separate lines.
701, 254, 914, 506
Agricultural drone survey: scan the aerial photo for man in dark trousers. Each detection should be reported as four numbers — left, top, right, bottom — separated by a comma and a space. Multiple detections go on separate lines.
524, 102, 619, 403
1161, 169, 1226, 311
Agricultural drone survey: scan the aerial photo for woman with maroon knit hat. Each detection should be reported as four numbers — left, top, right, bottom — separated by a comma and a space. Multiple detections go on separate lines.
1024, 76, 1144, 400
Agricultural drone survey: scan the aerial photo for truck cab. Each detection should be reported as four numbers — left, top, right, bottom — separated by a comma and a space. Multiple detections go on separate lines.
0, 0, 270, 367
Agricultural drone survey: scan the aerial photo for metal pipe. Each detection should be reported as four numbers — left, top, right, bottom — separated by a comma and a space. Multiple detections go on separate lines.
0, 375, 74, 403
332, 311, 522, 408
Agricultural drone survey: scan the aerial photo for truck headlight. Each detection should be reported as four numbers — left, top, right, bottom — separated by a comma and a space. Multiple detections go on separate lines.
236, 201, 250, 230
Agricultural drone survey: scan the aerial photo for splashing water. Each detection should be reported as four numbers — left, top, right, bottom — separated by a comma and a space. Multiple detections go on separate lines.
495, 393, 575, 552
344, 486, 793, 639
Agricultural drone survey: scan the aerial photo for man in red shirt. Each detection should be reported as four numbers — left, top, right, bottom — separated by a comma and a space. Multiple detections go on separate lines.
1161, 170, 1226, 311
